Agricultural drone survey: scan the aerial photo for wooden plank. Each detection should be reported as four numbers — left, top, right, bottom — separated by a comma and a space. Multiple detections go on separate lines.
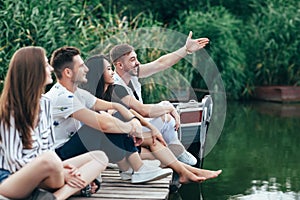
69, 168, 172, 200
92, 193, 168, 199
99, 187, 169, 192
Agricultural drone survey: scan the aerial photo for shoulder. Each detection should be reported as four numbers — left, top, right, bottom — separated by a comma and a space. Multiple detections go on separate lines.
40, 95, 52, 115
75, 88, 97, 108
41, 95, 51, 105
114, 84, 126, 90
76, 88, 94, 96
111, 84, 130, 101
45, 83, 75, 103
113, 84, 129, 94
75, 88, 96, 101
113, 73, 126, 87
45, 83, 73, 99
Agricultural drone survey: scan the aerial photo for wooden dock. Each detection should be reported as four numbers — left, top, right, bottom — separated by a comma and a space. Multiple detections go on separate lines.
69, 167, 173, 200
69, 94, 212, 200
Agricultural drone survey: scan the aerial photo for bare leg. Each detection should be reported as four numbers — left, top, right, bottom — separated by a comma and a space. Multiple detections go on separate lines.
0, 151, 64, 199
140, 147, 156, 160
126, 152, 144, 172
142, 132, 221, 183
116, 158, 131, 172
181, 162, 222, 180
53, 151, 108, 200
116, 153, 144, 172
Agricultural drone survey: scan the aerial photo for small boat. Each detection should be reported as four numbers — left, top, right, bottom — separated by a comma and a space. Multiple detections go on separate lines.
254, 86, 300, 103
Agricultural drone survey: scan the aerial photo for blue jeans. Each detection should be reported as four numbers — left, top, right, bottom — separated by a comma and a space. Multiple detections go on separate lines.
0, 169, 10, 183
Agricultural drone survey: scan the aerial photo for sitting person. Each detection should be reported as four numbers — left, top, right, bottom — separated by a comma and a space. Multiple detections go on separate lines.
83, 54, 222, 184
108, 37, 210, 165
0, 46, 108, 200
45, 46, 172, 184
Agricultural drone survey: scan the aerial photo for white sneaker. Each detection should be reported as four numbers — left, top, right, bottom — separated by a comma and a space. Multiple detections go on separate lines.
131, 164, 173, 183
120, 168, 133, 180
142, 159, 161, 167
119, 160, 161, 181
107, 163, 119, 169
177, 150, 197, 166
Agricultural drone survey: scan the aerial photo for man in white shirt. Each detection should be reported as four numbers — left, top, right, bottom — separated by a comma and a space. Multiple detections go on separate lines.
110, 31, 209, 165
45, 46, 172, 183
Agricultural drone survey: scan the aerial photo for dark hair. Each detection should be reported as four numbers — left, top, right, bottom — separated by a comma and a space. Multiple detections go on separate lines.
50, 46, 80, 79
84, 54, 112, 99
0, 46, 47, 148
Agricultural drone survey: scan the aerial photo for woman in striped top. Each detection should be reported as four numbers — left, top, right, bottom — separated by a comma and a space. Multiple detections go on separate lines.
0, 46, 108, 199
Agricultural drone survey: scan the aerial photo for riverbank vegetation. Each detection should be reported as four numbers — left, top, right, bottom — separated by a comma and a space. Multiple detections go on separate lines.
0, 0, 299, 100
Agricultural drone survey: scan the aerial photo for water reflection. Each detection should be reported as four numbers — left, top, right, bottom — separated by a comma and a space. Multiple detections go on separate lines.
172, 101, 300, 200
252, 101, 300, 118
230, 178, 300, 200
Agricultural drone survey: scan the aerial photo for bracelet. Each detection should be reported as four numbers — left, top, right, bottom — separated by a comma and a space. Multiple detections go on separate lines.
129, 116, 140, 122
185, 45, 193, 55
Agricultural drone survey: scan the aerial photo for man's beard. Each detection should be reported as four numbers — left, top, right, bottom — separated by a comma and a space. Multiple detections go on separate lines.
72, 75, 87, 84
127, 66, 139, 77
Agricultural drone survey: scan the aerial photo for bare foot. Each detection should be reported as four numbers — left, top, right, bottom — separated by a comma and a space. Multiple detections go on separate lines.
178, 170, 206, 184
194, 169, 222, 180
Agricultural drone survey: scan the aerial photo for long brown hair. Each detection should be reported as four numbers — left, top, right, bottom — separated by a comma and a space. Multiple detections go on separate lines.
0, 46, 47, 148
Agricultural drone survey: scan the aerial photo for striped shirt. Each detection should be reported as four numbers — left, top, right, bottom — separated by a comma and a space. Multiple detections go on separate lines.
0, 96, 55, 173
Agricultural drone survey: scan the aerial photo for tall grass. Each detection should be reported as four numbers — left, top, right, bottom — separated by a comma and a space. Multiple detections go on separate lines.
0, 0, 163, 93
241, 0, 300, 87
1, 0, 299, 99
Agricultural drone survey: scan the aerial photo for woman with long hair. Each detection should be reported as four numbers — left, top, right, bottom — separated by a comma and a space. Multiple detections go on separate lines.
84, 54, 222, 184
0, 47, 108, 199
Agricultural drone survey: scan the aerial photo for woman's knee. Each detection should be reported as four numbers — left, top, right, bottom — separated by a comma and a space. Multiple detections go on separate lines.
89, 151, 109, 166
38, 152, 63, 173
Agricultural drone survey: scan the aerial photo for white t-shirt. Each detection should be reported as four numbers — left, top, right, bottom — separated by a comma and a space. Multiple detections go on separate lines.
45, 82, 96, 148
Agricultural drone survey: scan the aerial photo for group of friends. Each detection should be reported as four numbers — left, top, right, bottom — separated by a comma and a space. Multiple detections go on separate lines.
0, 31, 222, 200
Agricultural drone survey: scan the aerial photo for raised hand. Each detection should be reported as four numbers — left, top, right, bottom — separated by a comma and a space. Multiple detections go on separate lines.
185, 31, 210, 53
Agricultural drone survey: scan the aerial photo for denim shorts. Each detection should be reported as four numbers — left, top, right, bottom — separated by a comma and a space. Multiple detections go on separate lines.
55, 124, 139, 163
0, 169, 11, 183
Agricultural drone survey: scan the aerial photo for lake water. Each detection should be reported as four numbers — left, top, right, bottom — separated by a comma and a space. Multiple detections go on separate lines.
170, 101, 300, 200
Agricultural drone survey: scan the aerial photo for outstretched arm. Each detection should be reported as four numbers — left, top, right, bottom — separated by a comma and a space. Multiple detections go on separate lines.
138, 31, 209, 78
